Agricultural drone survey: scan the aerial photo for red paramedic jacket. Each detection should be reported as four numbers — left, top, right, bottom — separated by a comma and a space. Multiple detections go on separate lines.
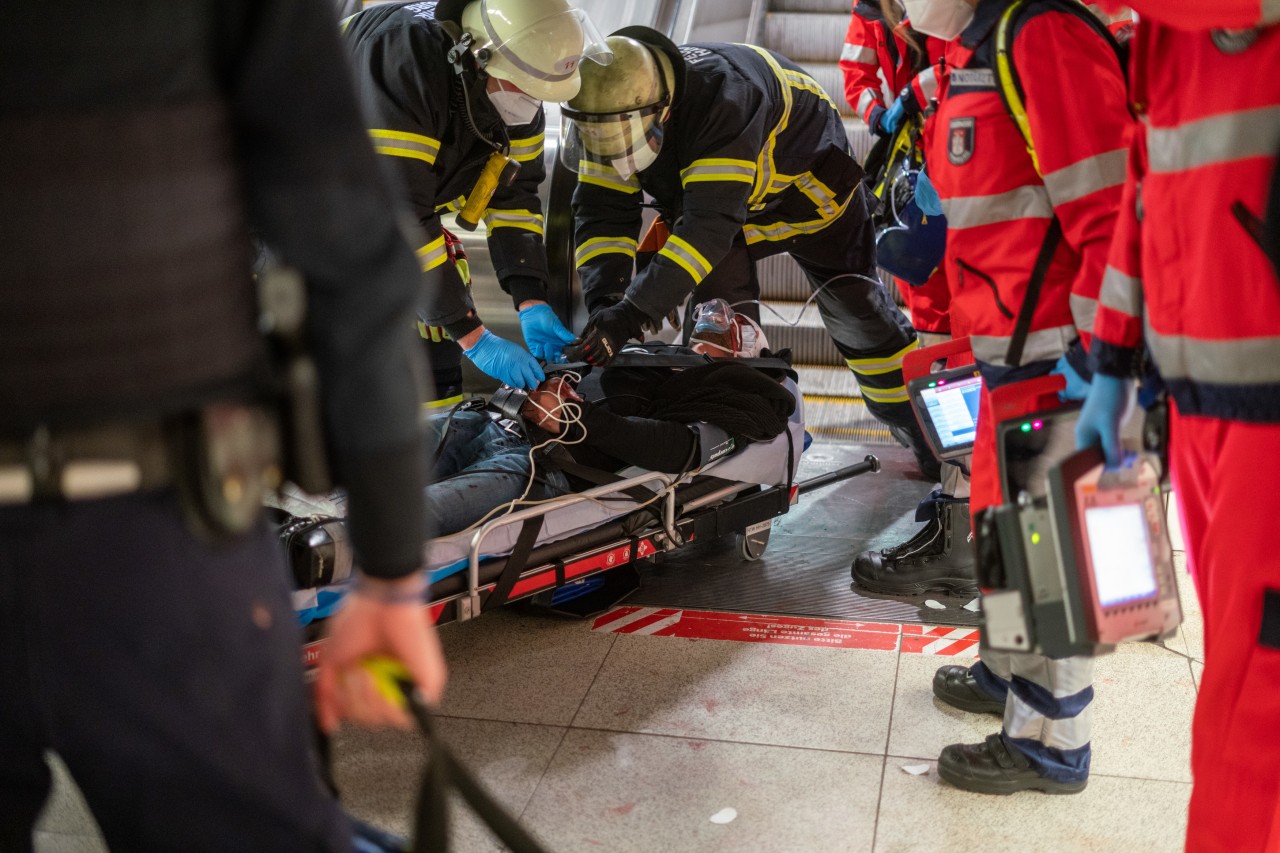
1091, 8, 1280, 422
924, 0, 1131, 369
840, 1, 943, 128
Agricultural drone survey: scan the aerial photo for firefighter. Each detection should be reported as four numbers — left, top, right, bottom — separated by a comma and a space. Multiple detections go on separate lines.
904, 0, 1132, 793
562, 28, 939, 480
0, 0, 443, 847
1079, 4, 1280, 848
843, 0, 978, 596
343, 0, 613, 396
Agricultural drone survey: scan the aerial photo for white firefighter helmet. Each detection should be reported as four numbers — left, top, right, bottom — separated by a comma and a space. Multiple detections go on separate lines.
559, 27, 681, 181
455, 0, 612, 102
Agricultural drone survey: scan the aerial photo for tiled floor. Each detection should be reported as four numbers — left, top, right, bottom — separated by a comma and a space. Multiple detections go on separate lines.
32, 492, 1204, 853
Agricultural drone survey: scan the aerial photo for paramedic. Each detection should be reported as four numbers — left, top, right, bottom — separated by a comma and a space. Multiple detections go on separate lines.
842, 0, 977, 596
562, 28, 941, 480
343, 0, 612, 398
0, 1, 444, 849
419, 301, 793, 534
906, 0, 1130, 794
1078, 4, 1280, 848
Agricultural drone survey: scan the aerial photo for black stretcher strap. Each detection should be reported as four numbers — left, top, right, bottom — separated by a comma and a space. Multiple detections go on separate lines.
481, 515, 543, 612
1004, 217, 1064, 368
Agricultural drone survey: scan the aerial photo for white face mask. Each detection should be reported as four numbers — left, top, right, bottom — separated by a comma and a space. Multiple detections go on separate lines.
610, 143, 660, 182
488, 88, 542, 127
903, 0, 976, 40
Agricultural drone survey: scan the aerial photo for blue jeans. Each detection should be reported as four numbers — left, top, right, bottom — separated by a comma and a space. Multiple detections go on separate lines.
426, 411, 570, 535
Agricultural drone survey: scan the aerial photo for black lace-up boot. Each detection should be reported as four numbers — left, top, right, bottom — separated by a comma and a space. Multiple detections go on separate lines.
852, 490, 976, 595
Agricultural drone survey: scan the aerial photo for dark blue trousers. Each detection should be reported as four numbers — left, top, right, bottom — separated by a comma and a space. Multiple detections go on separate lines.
0, 490, 349, 851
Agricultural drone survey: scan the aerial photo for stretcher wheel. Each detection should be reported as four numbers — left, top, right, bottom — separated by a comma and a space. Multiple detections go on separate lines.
738, 523, 772, 561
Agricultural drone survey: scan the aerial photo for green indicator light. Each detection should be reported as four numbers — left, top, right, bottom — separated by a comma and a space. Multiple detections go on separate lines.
928, 382, 937, 388
1031, 532, 1041, 545
1020, 423, 1032, 432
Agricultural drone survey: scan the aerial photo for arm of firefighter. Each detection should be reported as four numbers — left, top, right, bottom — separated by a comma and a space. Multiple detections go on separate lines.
233, 0, 427, 578
349, 19, 479, 336
571, 167, 643, 316
840, 7, 889, 127
1099, 0, 1280, 27
1090, 132, 1147, 378
485, 119, 553, 309
1016, 12, 1133, 350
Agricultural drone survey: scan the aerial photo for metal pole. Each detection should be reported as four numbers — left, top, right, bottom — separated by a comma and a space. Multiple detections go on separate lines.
796, 455, 880, 494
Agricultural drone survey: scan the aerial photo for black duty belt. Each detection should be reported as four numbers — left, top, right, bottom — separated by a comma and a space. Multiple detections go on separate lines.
0, 420, 173, 504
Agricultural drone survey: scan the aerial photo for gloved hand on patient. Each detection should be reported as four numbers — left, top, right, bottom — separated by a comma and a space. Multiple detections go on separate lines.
565, 299, 646, 365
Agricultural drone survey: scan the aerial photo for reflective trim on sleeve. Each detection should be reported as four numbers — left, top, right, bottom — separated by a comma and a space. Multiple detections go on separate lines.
483, 208, 545, 235
1146, 324, 1280, 385
1098, 265, 1143, 318
575, 236, 638, 267
578, 160, 641, 194
1264, 0, 1280, 24
1146, 106, 1280, 174
657, 234, 714, 284
916, 65, 939, 103
940, 185, 1053, 229
508, 134, 545, 163
742, 189, 855, 244
1069, 293, 1098, 336
856, 383, 910, 404
970, 324, 1076, 366
845, 340, 919, 376
416, 235, 449, 271
794, 172, 841, 219
857, 88, 879, 118
369, 129, 441, 165
1042, 148, 1127, 206
680, 158, 758, 186
783, 68, 836, 108
841, 43, 877, 64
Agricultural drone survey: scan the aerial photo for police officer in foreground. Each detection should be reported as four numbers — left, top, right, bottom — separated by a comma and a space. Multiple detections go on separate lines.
343, 0, 613, 399
0, 1, 444, 848
561, 28, 939, 480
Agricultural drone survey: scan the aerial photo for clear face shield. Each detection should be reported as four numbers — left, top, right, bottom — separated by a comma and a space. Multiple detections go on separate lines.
560, 103, 666, 181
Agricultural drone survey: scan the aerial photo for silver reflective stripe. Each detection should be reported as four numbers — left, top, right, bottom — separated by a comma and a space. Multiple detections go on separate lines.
917, 65, 938, 102
680, 159, 757, 185
1147, 105, 1280, 174
657, 235, 713, 283
481, 0, 575, 83
1042, 148, 1127, 206
1265, 0, 1280, 24
857, 88, 878, 118
1006, 700, 1092, 751
575, 236, 637, 267
1070, 293, 1098, 336
1146, 323, 1280, 384
483, 209, 544, 234
970, 325, 1076, 366
1098, 265, 1143, 318
508, 135, 544, 163
941, 185, 1053, 229
841, 43, 877, 65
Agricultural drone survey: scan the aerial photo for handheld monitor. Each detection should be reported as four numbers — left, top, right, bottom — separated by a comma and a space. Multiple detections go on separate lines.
1048, 449, 1182, 650
997, 404, 1081, 503
907, 365, 982, 461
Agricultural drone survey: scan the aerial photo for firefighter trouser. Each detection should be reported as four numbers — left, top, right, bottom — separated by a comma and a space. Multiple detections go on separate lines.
697, 188, 920, 435
1169, 404, 1280, 852
968, 358, 1093, 783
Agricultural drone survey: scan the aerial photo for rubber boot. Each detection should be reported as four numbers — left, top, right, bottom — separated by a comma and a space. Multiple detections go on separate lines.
851, 491, 976, 595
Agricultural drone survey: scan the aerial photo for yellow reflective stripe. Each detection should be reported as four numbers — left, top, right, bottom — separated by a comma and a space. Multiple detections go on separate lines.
578, 160, 641, 194
369, 129, 440, 165
657, 234, 713, 284
508, 133, 545, 163
416, 235, 448, 271
575, 236, 638, 267
741, 45, 793, 208
742, 190, 855, 245
423, 393, 466, 410
794, 171, 841, 219
680, 158, 758, 187
437, 195, 466, 214
857, 384, 910, 404
845, 340, 919, 376
483, 208, 545, 235
783, 68, 836, 109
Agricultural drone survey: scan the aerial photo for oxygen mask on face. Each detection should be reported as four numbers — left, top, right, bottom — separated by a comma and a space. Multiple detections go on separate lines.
689, 299, 768, 358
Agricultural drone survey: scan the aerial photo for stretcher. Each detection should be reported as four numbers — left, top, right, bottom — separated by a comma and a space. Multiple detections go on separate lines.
278, 377, 880, 657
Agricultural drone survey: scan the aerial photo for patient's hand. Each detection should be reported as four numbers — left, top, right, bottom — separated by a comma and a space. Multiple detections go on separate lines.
521, 376, 581, 434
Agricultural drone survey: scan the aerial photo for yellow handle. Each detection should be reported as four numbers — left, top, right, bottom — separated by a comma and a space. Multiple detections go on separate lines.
361, 656, 412, 711
456, 152, 517, 231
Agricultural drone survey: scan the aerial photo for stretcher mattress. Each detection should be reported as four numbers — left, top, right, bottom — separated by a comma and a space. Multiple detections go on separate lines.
280, 380, 804, 624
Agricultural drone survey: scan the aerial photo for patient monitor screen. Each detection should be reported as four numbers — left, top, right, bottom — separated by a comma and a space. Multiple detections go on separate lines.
919, 375, 982, 449
1084, 503, 1159, 607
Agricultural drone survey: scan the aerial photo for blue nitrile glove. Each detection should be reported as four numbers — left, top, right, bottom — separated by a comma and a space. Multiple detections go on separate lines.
1076, 373, 1129, 467
914, 169, 943, 216
881, 93, 908, 135
518, 303, 575, 362
1052, 354, 1091, 401
462, 329, 545, 389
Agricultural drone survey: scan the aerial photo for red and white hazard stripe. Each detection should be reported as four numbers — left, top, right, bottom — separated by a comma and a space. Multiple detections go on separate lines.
901, 625, 981, 656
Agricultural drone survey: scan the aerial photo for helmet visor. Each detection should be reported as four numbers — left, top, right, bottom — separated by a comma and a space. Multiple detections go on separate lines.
559, 103, 665, 178
480, 5, 614, 90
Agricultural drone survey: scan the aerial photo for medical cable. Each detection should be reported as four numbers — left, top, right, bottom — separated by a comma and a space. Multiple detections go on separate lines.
725, 271, 886, 330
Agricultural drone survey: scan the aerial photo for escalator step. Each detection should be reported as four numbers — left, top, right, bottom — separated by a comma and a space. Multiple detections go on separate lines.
757, 255, 812, 302
803, 395, 896, 444
795, 365, 858, 398
763, 13, 852, 63
764, 320, 845, 367
770, 0, 857, 12
801, 62, 854, 117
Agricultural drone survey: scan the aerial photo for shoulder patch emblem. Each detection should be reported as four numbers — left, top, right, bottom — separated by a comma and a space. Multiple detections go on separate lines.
948, 117, 975, 166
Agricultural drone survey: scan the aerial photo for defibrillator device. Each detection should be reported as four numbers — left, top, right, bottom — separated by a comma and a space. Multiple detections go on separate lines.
980, 401, 1181, 658
904, 337, 980, 462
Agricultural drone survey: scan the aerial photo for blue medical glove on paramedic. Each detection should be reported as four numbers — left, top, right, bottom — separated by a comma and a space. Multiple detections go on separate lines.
1052, 353, 1091, 401
462, 327, 546, 389
1075, 372, 1127, 468
518, 301, 576, 361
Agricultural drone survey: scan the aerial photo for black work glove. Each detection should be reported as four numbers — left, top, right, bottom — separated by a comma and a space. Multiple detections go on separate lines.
565, 299, 646, 366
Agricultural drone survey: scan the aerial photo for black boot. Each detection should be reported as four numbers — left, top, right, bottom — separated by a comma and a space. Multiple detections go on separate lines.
851, 492, 976, 595
938, 734, 1088, 795
932, 664, 1005, 715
